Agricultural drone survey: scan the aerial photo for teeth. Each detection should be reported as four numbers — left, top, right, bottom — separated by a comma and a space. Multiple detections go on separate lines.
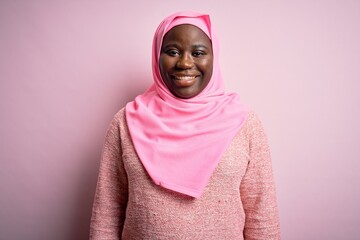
173, 76, 196, 80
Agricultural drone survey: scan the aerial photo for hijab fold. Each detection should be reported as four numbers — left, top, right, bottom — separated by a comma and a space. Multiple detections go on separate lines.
126, 11, 248, 198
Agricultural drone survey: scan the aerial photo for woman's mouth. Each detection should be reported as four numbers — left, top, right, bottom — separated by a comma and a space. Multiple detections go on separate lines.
171, 75, 198, 87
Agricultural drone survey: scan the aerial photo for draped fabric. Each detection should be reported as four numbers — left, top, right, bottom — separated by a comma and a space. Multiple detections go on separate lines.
125, 11, 248, 198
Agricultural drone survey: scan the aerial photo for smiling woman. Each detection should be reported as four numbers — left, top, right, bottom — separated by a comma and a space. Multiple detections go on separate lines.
90, 11, 280, 239
159, 24, 213, 98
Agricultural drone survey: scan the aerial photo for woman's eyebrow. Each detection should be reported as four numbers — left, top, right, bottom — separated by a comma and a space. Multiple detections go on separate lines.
192, 44, 210, 50
162, 43, 210, 50
162, 43, 181, 49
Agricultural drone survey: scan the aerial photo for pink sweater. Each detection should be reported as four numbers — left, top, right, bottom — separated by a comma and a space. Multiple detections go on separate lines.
90, 108, 280, 239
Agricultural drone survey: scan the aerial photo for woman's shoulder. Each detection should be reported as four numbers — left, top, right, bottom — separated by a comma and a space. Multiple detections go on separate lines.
238, 109, 268, 139
106, 107, 126, 127
243, 110, 263, 129
113, 107, 126, 120
104, 107, 128, 137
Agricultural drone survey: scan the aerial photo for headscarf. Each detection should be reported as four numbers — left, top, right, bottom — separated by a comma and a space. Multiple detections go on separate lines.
125, 11, 248, 198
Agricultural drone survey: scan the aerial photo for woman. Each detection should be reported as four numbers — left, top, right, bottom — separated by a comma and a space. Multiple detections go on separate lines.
90, 11, 280, 239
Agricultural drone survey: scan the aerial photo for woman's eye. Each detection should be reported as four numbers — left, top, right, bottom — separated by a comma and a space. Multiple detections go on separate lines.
166, 50, 179, 56
193, 51, 205, 57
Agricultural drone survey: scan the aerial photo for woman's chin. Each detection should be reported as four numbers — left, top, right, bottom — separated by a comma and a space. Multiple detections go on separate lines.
171, 87, 199, 99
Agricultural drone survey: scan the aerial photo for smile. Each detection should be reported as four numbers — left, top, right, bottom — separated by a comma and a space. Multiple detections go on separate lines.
172, 75, 198, 80
171, 75, 199, 87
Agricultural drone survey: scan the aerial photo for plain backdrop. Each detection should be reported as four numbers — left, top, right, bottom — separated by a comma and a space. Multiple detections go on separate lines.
1, 1, 359, 239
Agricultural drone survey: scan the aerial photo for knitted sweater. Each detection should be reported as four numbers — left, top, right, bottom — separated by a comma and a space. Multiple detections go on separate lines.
90, 108, 280, 239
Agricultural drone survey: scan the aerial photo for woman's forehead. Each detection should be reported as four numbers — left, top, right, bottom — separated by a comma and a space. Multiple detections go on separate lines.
165, 23, 210, 38
162, 24, 212, 45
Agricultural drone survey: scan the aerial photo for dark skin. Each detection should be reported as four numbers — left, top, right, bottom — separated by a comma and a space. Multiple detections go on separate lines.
159, 24, 214, 99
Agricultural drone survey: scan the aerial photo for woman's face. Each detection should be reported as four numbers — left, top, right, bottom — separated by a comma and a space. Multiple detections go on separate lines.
159, 24, 213, 99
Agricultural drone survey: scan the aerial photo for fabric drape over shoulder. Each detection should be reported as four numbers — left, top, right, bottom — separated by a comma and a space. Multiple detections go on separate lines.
125, 11, 248, 198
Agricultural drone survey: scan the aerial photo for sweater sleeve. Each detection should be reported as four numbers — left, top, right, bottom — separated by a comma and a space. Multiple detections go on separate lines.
90, 116, 128, 239
240, 113, 281, 240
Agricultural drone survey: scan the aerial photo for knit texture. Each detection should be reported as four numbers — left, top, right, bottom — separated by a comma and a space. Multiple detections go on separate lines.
90, 108, 280, 239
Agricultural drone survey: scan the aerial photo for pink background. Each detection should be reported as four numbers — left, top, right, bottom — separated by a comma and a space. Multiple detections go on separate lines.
1, 1, 359, 239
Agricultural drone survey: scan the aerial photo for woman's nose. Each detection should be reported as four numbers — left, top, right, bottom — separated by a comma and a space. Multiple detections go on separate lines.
176, 53, 194, 69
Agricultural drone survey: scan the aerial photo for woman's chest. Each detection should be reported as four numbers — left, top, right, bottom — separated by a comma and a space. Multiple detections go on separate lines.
120, 128, 250, 195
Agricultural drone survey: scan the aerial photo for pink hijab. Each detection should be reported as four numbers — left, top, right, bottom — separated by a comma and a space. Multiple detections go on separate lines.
125, 11, 248, 198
